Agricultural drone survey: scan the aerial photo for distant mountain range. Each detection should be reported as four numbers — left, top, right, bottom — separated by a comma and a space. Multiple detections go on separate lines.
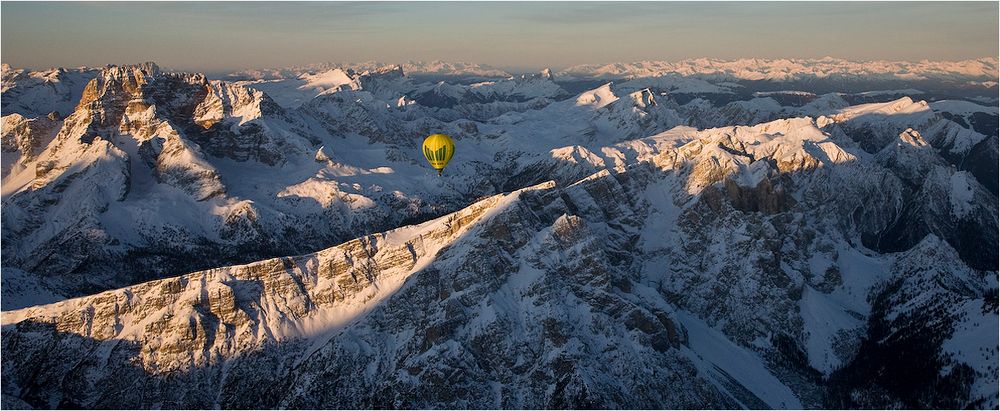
219, 57, 999, 82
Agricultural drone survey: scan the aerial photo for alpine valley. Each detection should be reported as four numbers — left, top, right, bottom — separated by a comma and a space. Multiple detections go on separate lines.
1, 58, 997, 409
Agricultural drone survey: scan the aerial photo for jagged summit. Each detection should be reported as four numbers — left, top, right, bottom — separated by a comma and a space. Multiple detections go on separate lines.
103, 61, 160, 75
897, 127, 929, 147
626, 88, 656, 108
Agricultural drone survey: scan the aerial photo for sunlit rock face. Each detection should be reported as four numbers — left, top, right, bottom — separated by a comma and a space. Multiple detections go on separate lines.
1, 60, 996, 409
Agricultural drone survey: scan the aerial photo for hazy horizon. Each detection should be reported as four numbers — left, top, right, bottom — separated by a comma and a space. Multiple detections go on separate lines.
2, 2, 998, 74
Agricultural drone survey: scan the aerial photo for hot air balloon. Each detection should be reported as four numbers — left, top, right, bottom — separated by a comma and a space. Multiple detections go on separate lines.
422, 133, 455, 176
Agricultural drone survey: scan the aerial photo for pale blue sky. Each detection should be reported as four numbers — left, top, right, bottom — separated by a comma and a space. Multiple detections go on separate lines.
2, 2, 997, 73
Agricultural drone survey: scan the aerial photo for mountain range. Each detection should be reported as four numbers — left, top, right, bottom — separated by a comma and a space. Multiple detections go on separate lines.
1, 59, 997, 409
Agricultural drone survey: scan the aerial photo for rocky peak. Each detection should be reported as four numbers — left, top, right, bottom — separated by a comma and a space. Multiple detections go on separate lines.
88, 63, 159, 99
358, 64, 405, 81
348, 65, 407, 96
626, 88, 656, 108
76, 62, 206, 122
515, 68, 556, 83
875, 128, 946, 187
659, 117, 853, 197
897, 128, 929, 148
1, 113, 62, 176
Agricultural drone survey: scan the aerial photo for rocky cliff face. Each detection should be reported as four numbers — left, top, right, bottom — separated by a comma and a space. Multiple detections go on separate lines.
1, 113, 61, 177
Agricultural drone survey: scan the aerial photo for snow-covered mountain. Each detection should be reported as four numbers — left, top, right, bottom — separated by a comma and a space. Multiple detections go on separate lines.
1, 60, 997, 409
1, 64, 99, 118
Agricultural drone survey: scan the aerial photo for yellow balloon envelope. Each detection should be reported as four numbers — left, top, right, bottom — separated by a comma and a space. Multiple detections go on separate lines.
422, 133, 455, 176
